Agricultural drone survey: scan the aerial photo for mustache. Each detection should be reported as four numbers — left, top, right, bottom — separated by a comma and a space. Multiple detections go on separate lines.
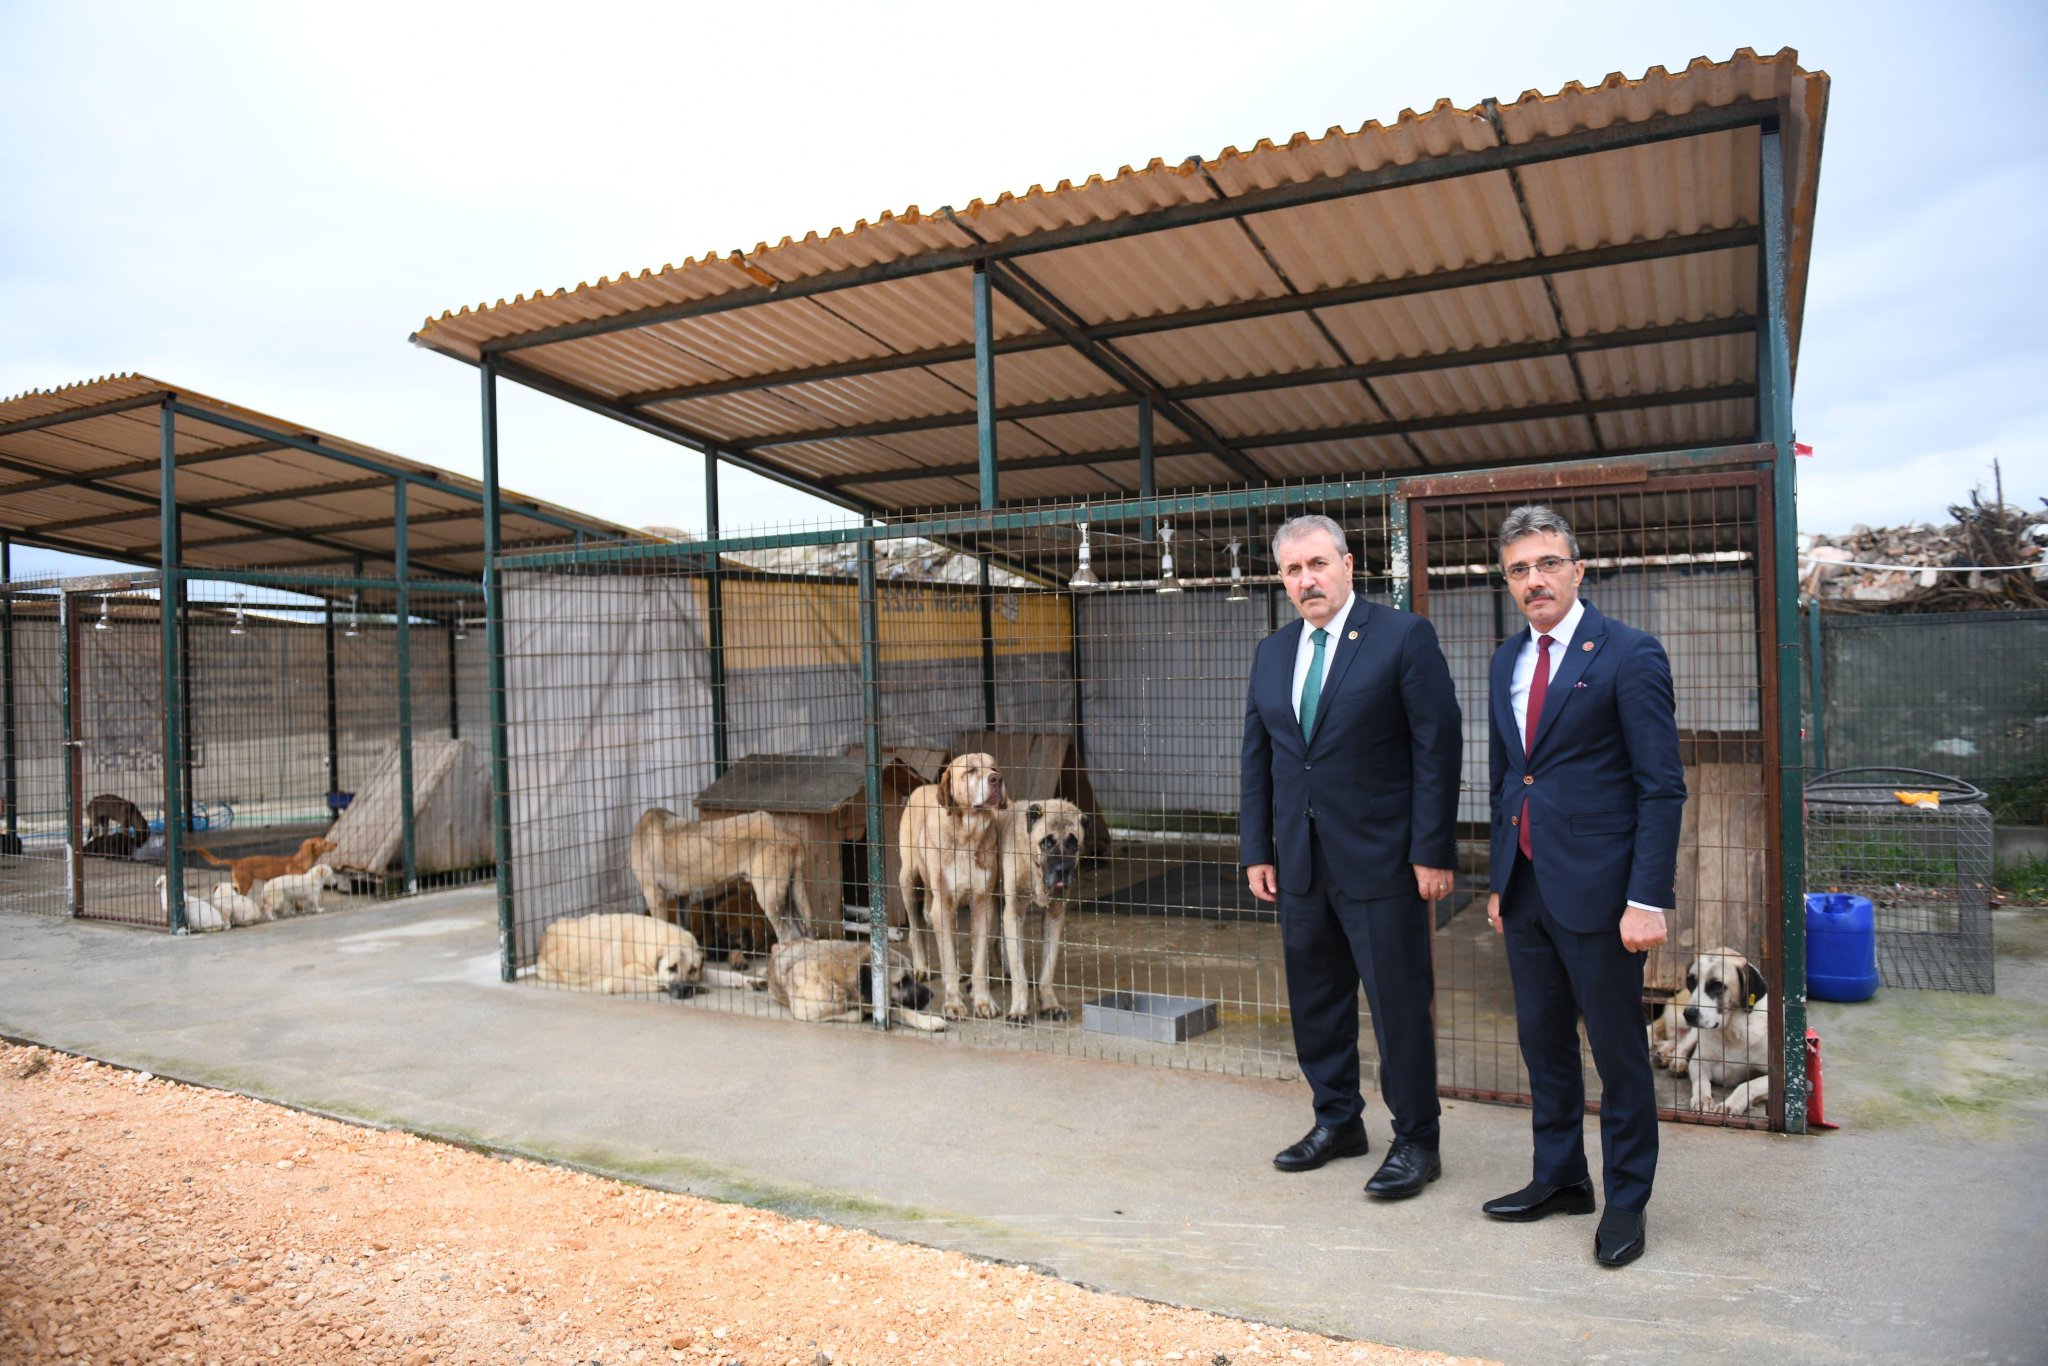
1523, 587, 1553, 600
1299, 586, 1326, 600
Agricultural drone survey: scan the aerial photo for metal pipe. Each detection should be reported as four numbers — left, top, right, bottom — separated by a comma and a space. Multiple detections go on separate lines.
325, 601, 340, 803
973, 262, 999, 510
395, 477, 418, 893
1805, 596, 1827, 772
979, 555, 997, 731
1137, 397, 1155, 544
446, 616, 461, 742
1760, 126, 1809, 1133
158, 405, 186, 933
857, 533, 888, 1029
1388, 497, 1412, 612
705, 451, 729, 777
2, 534, 16, 840
61, 592, 80, 918
481, 363, 517, 981
176, 535, 194, 832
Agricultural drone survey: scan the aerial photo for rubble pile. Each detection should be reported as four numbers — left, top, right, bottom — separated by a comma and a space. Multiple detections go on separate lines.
1802, 492, 2048, 612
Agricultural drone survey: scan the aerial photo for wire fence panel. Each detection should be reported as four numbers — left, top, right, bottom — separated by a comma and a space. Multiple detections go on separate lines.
0, 580, 70, 919
1417, 477, 1779, 1128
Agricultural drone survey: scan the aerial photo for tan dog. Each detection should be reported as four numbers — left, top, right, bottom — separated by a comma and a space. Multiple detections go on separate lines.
766, 938, 946, 1032
629, 808, 814, 944
1667, 947, 1772, 1114
997, 799, 1086, 1023
257, 865, 332, 919
896, 752, 1007, 1020
193, 836, 337, 896
537, 912, 706, 996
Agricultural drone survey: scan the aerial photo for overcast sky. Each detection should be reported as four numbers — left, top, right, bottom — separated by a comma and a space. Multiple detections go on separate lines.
4, 1, 2043, 579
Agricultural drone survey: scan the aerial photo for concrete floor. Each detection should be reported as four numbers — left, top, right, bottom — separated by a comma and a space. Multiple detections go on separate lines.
2, 890, 2043, 1364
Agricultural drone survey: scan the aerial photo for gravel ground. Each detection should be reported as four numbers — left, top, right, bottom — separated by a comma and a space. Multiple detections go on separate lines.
0, 1042, 1481, 1366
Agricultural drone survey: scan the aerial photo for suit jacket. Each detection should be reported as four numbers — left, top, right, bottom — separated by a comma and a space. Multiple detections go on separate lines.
1240, 599, 1462, 900
1486, 599, 1686, 932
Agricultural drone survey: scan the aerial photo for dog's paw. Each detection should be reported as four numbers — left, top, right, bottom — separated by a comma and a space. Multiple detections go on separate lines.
1037, 1004, 1069, 1022
1668, 1056, 1689, 1078
1005, 1006, 1033, 1027
942, 998, 968, 1022
972, 998, 1000, 1020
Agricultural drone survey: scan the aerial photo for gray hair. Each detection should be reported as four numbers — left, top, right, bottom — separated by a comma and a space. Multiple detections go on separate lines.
1271, 513, 1350, 565
1497, 504, 1580, 561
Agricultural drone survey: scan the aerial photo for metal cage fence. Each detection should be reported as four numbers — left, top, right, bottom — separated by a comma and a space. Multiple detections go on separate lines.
0, 569, 491, 931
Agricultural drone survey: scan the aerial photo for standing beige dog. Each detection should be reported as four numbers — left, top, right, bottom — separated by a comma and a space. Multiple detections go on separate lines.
766, 938, 947, 1031
896, 752, 1007, 1020
997, 799, 1086, 1023
537, 912, 706, 996
629, 808, 814, 944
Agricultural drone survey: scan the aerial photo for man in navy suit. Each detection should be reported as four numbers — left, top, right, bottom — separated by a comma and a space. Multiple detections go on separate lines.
1241, 514, 1463, 1200
1481, 505, 1685, 1267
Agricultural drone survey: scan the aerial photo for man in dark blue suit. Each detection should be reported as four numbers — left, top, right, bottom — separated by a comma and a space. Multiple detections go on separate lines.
1241, 514, 1463, 1200
1481, 505, 1685, 1267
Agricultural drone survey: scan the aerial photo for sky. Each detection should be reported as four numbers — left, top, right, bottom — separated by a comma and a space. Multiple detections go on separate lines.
3, 0, 2044, 580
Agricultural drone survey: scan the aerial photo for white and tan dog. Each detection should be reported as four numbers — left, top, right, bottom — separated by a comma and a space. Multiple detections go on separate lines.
1667, 947, 1772, 1114
257, 864, 332, 919
537, 911, 706, 996
996, 798, 1086, 1023
897, 752, 1007, 1020
766, 938, 947, 1031
156, 874, 226, 932
210, 880, 265, 927
629, 808, 815, 945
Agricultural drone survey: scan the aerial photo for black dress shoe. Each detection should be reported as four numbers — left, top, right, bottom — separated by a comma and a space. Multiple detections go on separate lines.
1481, 1178, 1597, 1222
1595, 1207, 1646, 1267
1363, 1140, 1441, 1199
1272, 1120, 1369, 1172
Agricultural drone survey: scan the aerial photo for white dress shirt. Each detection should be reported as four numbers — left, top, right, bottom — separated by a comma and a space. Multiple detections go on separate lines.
1509, 596, 1666, 916
1290, 590, 1358, 725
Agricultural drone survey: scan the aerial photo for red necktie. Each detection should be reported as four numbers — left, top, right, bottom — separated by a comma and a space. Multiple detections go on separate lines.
1518, 633, 1554, 861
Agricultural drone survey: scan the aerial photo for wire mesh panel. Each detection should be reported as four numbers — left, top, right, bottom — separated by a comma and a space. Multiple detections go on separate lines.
1416, 476, 1780, 1128
0, 580, 72, 919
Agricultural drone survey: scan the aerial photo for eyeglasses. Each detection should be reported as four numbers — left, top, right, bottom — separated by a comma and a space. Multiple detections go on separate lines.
1501, 555, 1576, 582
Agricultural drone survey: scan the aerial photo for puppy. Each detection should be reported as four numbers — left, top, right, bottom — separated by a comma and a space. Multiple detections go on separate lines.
210, 880, 266, 928
766, 938, 946, 1032
996, 799, 1086, 1023
629, 808, 814, 945
537, 911, 706, 996
193, 836, 337, 896
87, 793, 149, 842
155, 873, 226, 932
257, 865, 331, 919
896, 752, 1007, 1020
1668, 947, 1772, 1114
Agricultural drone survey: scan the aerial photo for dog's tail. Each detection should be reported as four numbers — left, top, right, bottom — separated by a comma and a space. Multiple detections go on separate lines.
190, 846, 231, 867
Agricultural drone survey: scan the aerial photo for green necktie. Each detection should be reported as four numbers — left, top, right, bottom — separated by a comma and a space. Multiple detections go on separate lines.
1299, 627, 1329, 742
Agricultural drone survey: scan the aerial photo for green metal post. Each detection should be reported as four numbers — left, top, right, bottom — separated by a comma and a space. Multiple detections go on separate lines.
1760, 126, 1809, 1131
858, 533, 889, 1029
395, 477, 418, 893
60, 592, 79, 917
1388, 496, 1412, 612
973, 262, 999, 509
482, 363, 517, 980
446, 622, 460, 741
979, 557, 997, 730
159, 405, 186, 933
1805, 597, 1827, 773
2, 534, 16, 843
705, 450, 730, 777
176, 518, 194, 832
324, 601, 340, 801
1137, 397, 1156, 545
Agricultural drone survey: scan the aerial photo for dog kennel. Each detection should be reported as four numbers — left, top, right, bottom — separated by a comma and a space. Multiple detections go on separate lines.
0, 377, 641, 929
413, 51, 1829, 1131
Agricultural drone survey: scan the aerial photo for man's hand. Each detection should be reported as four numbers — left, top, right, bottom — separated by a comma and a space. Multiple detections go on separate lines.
1246, 864, 1278, 902
1487, 892, 1502, 935
1413, 864, 1455, 903
1619, 905, 1667, 953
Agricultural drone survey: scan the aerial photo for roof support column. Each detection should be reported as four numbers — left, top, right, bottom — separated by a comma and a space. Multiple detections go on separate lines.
857, 532, 888, 1030
176, 519, 194, 833
158, 404, 187, 932
1137, 397, 1156, 544
395, 476, 418, 894
973, 262, 999, 510
481, 363, 517, 981
705, 452, 729, 778
446, 619, 461, 742
1760, 125, 1809, 1133
325, 601, 340, 804
2, 535, 16, 845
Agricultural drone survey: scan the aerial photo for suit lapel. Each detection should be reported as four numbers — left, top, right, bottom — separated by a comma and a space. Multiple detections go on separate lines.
1492, 634, 1520, 750
1529, 601, 1606, 756
1306, 597, 1368, 749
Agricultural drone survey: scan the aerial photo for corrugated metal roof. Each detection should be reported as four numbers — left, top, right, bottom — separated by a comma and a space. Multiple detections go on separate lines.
0, 374, 646, 576
413, 49, 1826, 513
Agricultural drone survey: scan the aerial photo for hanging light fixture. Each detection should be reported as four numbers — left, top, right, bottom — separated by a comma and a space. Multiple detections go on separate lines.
453, 617, 470, 642
93, 595, 112, 632
1156, 521, 1182, 595
229, 591, 248, 636
1226, 538, 1249, 602
344, 593, 360, 639
1068, 517, 1100, 591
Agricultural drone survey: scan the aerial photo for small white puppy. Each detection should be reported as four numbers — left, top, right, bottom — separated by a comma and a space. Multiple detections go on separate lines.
1668, 946, 1772, 1114
156, 874, 226, 932
210, 880, 266, 927
257, 864, 331, 919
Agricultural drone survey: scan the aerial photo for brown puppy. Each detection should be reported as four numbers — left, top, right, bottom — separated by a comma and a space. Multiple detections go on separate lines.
896, 751, 1007, 1020
766, 938, 946, 1032
996, 798, 1086, 1023
85, 793, 150, 841
536, 912, 706, 996
628, 808, 814, 944
192, 836, 338, 896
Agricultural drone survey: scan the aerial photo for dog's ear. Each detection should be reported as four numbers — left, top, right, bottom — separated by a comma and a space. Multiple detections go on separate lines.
1739, 960, 1768, 1008
937, 769, 963, 810
857, 963, 874, 1004
1028, 802, 1044, 825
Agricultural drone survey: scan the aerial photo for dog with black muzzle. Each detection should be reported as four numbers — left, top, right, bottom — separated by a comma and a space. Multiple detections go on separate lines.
997, 798, 1086, 1023
765, 938, 947, 1031
1667, 947, 1771, 1114
897, 751, 1008, 1020
537, 912, 706, 997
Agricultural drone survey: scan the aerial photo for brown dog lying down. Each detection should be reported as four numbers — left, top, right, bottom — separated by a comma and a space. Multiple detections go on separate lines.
766, 938, 948, 1032
193, 836, 337, 895
537, 912, 707, 996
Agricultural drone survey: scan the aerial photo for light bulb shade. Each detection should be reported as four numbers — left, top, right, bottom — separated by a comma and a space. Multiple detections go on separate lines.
1226, 577, 1250, 602
1070, 521, 1099, 590
1156, 552, 1181, 594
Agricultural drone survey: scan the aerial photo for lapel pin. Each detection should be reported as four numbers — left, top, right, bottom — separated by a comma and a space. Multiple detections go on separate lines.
1348, 630, 1359, 640
1582, 641, 1594, 652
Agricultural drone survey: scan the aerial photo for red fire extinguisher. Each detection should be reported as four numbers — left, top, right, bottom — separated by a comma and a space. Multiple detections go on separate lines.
1806, 1028, 1840, 1130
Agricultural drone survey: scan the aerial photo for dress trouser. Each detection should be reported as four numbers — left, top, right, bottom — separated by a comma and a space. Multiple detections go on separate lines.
1500, 851, 1657, 1211
1280, 827, 1441, 1148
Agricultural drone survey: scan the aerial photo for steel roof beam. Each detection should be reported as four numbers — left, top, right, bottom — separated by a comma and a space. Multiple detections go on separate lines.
180, 505, 472, 552
0, 391, 174, 438
35, 475, 398, 536
731, 316, 1754, 452
818, 382, 1755, 489
0, 441, 290, 499
470, 100, 1774, 358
